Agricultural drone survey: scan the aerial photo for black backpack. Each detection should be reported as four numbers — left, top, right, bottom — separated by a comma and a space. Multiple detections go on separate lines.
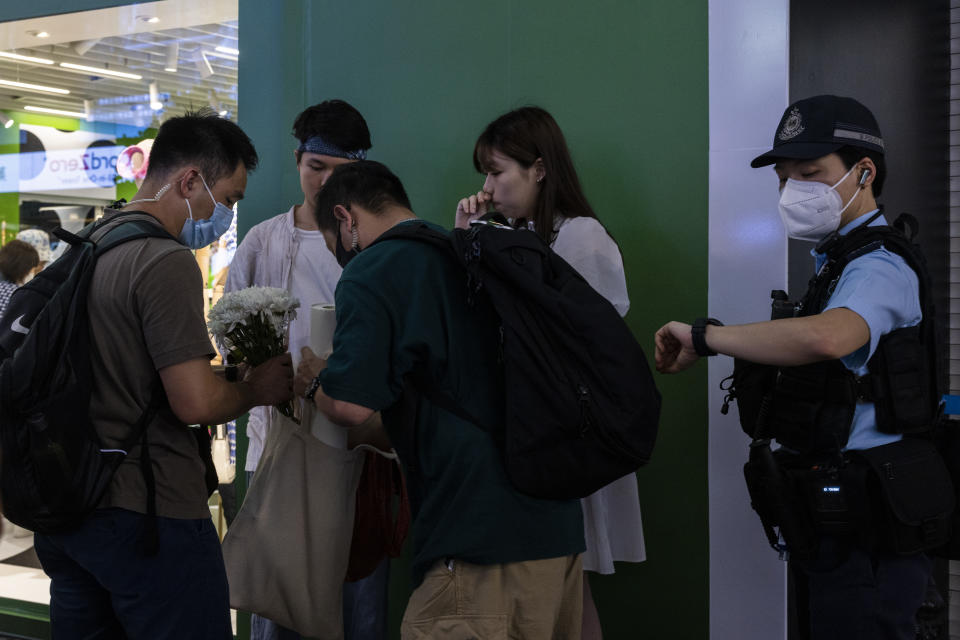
0, 213, 172, 534
375, 215, 661, 500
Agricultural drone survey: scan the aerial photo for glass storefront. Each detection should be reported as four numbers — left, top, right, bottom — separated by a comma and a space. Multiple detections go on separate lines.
0, 1, 239, 635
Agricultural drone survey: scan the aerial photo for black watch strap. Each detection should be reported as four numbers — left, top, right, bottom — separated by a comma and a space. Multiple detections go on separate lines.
692, 317, 723, 357
304, 373, 323, 401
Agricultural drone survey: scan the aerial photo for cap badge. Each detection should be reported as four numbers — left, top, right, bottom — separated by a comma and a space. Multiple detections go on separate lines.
778, 107, 805, 141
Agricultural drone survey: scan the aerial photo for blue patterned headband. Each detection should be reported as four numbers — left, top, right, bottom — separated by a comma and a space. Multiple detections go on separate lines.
297, 135, 367, 160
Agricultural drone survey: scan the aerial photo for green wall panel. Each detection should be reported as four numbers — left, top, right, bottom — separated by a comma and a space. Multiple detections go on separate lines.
241, 1, 709, 638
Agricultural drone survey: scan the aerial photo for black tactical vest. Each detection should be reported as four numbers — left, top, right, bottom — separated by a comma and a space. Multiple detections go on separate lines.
724, 212, 943, 455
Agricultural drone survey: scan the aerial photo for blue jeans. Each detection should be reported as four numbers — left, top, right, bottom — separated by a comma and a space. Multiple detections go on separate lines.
34, 507, 231, 640
797, 536, 931, 640
343, 557, 391, 640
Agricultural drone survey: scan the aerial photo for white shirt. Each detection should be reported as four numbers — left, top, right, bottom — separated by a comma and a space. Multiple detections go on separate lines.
288, 227, 338, 364
551, 216, 630, 317
225, 207, 342, 470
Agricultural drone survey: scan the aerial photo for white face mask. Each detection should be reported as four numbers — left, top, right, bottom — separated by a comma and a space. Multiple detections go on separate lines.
777, 165, 861, 242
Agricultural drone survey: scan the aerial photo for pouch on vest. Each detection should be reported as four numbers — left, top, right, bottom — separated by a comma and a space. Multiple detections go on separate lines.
852, 438, 954, 554
768, 362, 857, 453
727, 358, 856, 453
726, 359, 776, 439
862, 326, 937, 435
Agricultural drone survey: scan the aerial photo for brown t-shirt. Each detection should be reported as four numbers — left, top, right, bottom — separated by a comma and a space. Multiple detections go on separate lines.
88, 211, 215, 519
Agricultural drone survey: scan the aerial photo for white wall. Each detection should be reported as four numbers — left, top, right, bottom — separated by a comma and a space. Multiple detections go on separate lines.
708, 1, 790, 638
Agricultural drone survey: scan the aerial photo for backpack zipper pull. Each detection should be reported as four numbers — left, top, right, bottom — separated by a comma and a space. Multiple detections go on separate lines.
577, 384, 591, 436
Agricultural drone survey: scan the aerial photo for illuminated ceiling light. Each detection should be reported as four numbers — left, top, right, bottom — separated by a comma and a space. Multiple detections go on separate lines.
30, 31, 50, 39
215, 46, 239, 56
72, 39, 100, 56
204, 49, 237, 62
24, 105, 86, 118
164, 43, 178, 72
0, 113, 13, 128
0, 78, 69, 94
59, 62, 142, 80
218, 109, 227, 117
0, 51, 54, 65
149, 81, 163, 110
193, 50, 213, 78
147, 17, 160, 24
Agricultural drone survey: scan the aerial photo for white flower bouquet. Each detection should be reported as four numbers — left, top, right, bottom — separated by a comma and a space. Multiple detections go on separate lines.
208, 286, 301, 422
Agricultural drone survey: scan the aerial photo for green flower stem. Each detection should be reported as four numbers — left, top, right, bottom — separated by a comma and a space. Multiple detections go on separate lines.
221, 311, 298, 423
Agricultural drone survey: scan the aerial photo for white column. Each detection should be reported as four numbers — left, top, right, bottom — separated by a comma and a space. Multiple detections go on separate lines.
708, 1, 790, 638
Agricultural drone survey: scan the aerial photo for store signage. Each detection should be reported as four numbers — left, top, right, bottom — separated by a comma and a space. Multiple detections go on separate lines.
0, 155, 13, 194
0, 124, 120, 198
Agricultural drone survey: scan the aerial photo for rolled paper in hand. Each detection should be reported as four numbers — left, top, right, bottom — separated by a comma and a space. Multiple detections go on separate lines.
306, 303, 346, 448
310, 304, 337, 358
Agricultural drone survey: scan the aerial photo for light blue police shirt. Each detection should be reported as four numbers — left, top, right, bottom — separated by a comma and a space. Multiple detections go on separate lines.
813, 211, 921, 451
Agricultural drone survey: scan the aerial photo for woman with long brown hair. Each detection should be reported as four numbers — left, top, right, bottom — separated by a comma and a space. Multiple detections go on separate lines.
455, 106, 645, 639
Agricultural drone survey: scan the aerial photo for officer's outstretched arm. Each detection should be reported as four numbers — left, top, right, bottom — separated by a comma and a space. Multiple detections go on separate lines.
655, 307, 869, 372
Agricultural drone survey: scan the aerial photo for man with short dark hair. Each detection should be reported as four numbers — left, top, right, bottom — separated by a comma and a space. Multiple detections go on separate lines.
655, 95, 943, 639
224, 99, 386, 640
33, 111, 294, 638
295, 160, 585, 640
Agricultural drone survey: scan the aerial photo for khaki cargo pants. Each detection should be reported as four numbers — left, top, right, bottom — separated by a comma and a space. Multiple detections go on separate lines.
400, 554, 582, 640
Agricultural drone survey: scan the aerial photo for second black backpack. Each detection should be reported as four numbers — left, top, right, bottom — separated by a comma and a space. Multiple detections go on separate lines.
376, 215, 661, 500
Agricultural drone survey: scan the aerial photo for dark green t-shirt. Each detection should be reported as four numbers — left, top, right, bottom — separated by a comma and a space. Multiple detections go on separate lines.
320, 220, 584, 586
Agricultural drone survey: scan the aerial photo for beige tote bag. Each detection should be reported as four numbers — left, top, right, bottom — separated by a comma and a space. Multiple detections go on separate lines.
223, 408, 365, 639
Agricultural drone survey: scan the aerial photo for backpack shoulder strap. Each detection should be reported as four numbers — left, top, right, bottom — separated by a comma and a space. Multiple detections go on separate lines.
91, 214, 175, 256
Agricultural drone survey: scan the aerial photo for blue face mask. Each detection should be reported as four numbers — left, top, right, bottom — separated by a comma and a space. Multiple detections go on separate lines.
179, 174, 234, 249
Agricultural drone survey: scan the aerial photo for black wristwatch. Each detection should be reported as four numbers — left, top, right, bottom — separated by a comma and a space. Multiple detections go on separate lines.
304, 373, 323, 401
691, 317, 723, 357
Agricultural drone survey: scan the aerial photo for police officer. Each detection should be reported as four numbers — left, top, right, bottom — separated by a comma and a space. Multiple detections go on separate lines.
655, 95, 941, 640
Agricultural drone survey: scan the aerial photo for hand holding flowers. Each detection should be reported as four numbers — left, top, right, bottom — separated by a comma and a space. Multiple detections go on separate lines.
208, 286, 301, 421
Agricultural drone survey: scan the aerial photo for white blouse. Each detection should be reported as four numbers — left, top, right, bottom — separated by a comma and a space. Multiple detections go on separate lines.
550, 216, 630, 316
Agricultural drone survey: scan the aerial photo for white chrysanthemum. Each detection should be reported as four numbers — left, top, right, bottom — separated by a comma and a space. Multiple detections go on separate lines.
208, 286, 300, 343
206, 286, 302, 423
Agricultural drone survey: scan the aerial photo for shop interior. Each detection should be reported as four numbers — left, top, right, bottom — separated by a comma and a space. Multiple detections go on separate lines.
0, 0, 239, 630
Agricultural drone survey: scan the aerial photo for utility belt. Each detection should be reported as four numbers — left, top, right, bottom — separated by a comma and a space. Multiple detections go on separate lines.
743, 437, 954, 563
